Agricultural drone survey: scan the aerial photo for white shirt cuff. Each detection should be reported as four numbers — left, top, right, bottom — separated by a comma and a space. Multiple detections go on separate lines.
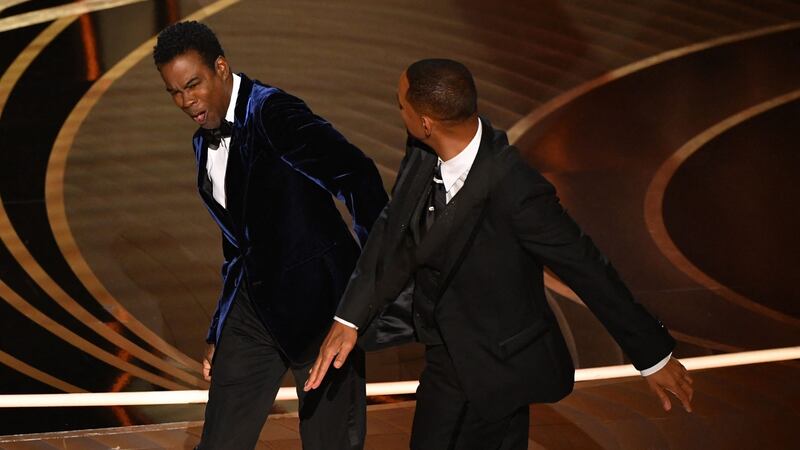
333, 316, 358, 330
640, 353, 672, 377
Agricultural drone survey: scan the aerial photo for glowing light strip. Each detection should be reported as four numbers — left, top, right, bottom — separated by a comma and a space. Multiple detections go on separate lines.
1, 346, 796, 408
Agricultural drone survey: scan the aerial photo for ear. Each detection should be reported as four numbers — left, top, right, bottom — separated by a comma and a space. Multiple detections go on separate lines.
215, 56, 230, 80
421, 115, 433, 138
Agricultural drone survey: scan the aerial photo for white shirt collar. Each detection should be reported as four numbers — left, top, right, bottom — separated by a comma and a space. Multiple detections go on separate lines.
225, 73, 241, 123
439, 118, 482, 192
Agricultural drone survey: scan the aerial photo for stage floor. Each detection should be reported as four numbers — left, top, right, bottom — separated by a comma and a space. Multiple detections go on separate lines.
1, 362, 798, 449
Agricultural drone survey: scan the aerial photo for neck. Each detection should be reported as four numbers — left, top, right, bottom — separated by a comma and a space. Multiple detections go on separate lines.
429, 116, 479, 161
223, 72, 235, 111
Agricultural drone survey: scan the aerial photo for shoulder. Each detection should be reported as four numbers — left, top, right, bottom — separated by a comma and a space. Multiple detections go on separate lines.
489, 141, 556, 213
481, 119, 551, 189
248, 80, 306, 112
247, 82, 321, 135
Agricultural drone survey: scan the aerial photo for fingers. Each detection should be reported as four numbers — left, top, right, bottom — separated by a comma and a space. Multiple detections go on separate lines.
304, 324, 357, 391
647, 358, 694, 413
202, 358, 212, 382
305, 350, 336, 392
304, 337, 338, 391
646, 358, 694, 412
671, 360, 694, 411
333, 341, 353, 369
665, 384, 692, 413
674, 376, 694, 412
202, 343, 215, 382
653, 383, 672, 411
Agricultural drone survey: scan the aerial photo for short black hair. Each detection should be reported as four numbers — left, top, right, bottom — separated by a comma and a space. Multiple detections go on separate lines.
405, 59, 477, 122
153, 21, 224, 69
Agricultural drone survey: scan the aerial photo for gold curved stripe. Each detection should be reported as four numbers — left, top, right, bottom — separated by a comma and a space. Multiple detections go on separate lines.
45, 0, 244, 380
0, 19, 74, 112
0, 0, 30, 13
644, 89, 800, 328
0, 18, 127, 392
0, 280, 184, 390
0, 17, 206, 388
0, 0, 146, 33
506, 21, 800, 329
0, 349, 86, 393
507, 21, 800, 143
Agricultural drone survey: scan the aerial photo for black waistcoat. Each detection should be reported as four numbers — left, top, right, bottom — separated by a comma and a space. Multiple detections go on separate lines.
409, 182, 449, 345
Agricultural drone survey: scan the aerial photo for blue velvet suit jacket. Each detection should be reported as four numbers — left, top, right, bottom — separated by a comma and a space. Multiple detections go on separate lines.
193, 74, 387, 364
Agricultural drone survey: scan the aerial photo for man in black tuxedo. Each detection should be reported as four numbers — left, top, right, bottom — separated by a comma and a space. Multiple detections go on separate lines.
154, 21, 387, 450
306, 59, 694, 449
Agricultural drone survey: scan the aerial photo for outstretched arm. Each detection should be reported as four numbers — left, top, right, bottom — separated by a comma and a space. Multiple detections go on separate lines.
509, 161, 691, 411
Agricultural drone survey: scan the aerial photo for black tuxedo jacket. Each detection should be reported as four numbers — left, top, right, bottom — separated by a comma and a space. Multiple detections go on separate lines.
337, 118, 674, 421
193, 74, 387, 364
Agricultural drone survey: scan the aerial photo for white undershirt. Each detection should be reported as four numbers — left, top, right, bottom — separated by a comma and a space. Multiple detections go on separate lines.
206, 73, 241, 209
334, 118, 670, 376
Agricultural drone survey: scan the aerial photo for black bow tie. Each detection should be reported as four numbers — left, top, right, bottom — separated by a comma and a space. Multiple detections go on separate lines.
204, 120, 233, 147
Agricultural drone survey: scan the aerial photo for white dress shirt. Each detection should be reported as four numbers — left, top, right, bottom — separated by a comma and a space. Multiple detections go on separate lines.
335, 118, 670, 376
206, 73, 241, 209
438, 118, 482, 203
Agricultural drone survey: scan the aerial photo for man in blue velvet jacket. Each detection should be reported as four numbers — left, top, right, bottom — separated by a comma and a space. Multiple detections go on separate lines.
154, 21, 387, 450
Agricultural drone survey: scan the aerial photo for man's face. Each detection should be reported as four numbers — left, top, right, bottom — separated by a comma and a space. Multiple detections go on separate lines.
397, 71, 426, 140
159, 50, 230, 130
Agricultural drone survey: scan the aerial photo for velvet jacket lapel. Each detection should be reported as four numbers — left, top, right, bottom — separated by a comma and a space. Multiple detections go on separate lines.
221, 74, 253, 228
196, 134, 236, 245
194, 74, 255, 246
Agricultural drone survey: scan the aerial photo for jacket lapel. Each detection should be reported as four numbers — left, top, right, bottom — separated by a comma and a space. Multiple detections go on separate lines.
221, 74, 254, 227
386, 140, 438, 238
415, 118, 495, 276
193, 74, 256, 245
195, 134, 237, 243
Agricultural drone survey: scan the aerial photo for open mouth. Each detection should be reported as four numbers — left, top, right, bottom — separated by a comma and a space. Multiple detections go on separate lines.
190, 111, 207, 125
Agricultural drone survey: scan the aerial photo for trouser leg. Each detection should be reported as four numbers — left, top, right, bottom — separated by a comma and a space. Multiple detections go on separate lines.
410, 344, 529, 450
197, 292, 289, 450
291, 347, 367, 450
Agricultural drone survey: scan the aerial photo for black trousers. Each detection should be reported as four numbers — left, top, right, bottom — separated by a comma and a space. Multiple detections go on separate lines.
410, 345, 529, 450
197, 290, 366, 450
